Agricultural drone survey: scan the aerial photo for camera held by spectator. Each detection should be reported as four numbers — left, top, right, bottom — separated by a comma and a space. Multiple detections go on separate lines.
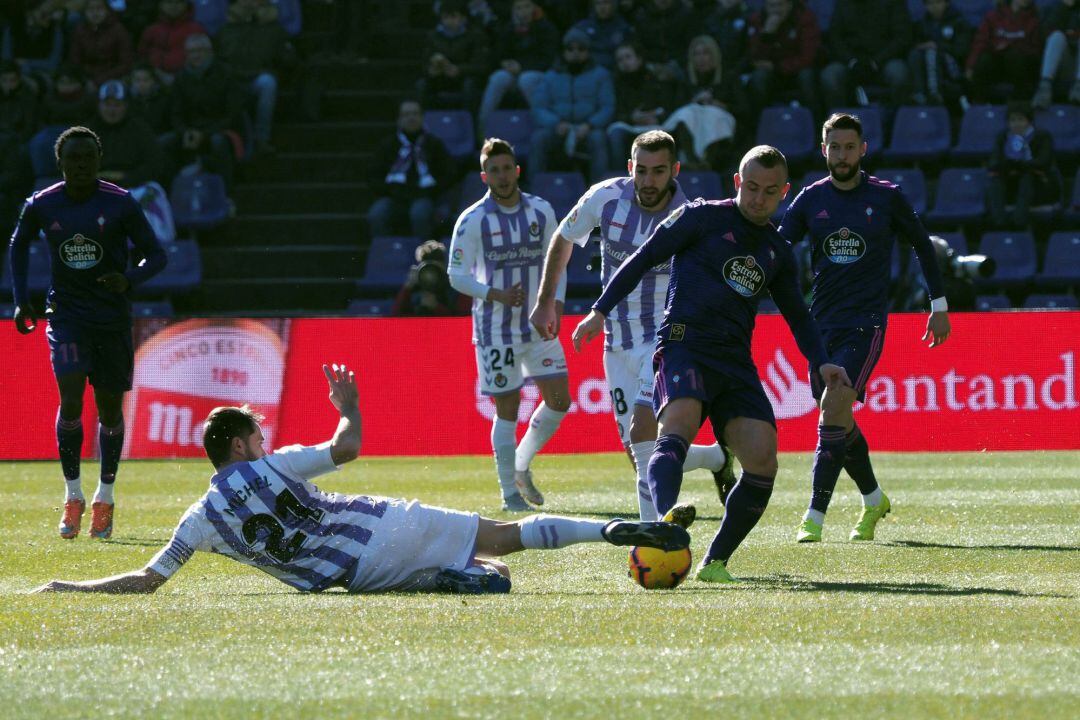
895, 235, 995, 312
392, 240, 470, 317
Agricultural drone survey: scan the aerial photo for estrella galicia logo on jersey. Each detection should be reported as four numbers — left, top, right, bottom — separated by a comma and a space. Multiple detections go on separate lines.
59, 233, 103, 270
494, 373, 508, 388
723, 255, 766, 297
823, 227, 866, 264
529, 221, 540, 237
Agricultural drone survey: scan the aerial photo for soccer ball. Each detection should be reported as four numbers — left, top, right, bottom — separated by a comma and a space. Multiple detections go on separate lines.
628, 545, 692, 589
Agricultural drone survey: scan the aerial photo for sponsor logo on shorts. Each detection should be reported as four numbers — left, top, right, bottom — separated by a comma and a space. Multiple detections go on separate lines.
494, 373, 507, 388
823, 227, 866, 264
543, 358, 553, 367
670, 323, 686, 341
723, 255, 766, 297
59, 234, 103, 270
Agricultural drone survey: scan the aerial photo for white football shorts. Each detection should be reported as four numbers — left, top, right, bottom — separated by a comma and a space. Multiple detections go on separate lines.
603, 343, 655, 445
475, 338, 568, 396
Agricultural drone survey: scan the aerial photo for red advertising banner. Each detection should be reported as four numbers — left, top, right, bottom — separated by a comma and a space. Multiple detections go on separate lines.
0, 312, 1076, 459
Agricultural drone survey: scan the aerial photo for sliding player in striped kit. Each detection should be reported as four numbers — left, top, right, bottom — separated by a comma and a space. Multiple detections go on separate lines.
34, 364, 690, 595
530, 131, 734, 523
448, 138, 570, 511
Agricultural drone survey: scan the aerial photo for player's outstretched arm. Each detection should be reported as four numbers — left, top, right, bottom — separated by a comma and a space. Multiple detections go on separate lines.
323, 363, 362, 466
33, 567, 168, 594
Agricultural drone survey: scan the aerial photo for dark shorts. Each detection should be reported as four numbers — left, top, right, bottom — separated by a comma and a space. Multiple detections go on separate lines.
810, 325, 886, 403
652, 343, 776, 435
46, 319, 134, 393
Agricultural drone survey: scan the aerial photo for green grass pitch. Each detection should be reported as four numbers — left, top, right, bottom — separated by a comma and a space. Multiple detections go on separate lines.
1, 452, 1077, 719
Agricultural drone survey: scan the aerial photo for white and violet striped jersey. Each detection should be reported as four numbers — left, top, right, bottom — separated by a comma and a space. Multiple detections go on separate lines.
148, 444, 387, 592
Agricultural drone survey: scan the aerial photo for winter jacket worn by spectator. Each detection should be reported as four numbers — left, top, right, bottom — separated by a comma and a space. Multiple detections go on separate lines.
0, 66, 38, 141
907, 1, 973, 105
821, 0, 914, 107
69, 4, 134, 85
701, 0, 751, 76
747, 0, 821, 111
420, 5, 490, 111
477, 1, 560, 126
138, 4, 207, 76
571, 2, 634, 70
966, 0, 1043, 101
1032, 0, 1080, 106
632, 0, 692, 67
214, 6, 292, 82
90, 113, 166, 188
987, 112, 1060, 228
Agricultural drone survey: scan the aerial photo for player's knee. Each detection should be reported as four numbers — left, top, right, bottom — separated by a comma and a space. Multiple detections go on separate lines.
545, 393, 571, 413
628, 406, 657, 443
820, 386, 856, 425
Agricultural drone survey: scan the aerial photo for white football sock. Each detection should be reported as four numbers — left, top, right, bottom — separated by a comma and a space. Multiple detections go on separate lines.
519, 514, 607, 549
64, 477, 83, 502
491, 417, 517, 498
93, 482, 114, 505
630, 441, 658, 521
804, 509, 826, 525
683, 443, 725, 472
514, 403, 566, 472
862, 487, 884, 508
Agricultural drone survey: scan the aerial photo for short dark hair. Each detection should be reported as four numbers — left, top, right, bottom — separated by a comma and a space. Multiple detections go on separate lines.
480, 137, 516, 168
822, 112, 863, 142
632, 130, 676, 162
203, 405, 264, 467
55, 126, 102, 163
739, 144, 788, 176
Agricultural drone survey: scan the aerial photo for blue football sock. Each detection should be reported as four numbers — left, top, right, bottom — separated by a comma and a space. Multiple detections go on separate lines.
648, 433, 689, 518
704, 471, 774, 565
98, 419, 124, 485
56, 410, 82, 482
843, 423, 879, 496
810, 425, 847, 515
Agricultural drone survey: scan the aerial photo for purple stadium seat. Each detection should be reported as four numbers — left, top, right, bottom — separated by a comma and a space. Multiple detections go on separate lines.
358, 236, 418, 292
483, 109, 534, 159
926, 168, 987, 226
139, 239, 202, 294
1037, 232, 1080, 286
1066, 168, 1080, 225
424, 110, 476, 160
567, 240, 602, 293
975, 294, 1011, 311
191, 0, 228, 35
170, 172, 230, 230
935, 231, 968, 254
678, 170, 724, 200
807, 0, 835, 28
1023, 293, 1078, 309
875, 168, 928, 215
953, 0, 994, 27
275, 0, 303, 36
346, 298, 395, 316
1035, 105, 1080, 155
756, 105, 816, 165
885, 105, 951, 163
458, 172, 487, 212
977, 231, 1037, 287
951, 104, 1006, 163
0, 241, 51, 294
132, 300, 175, 318
835, 105, 884, 157
531, 172, 587, 221
772, 176, 803, 223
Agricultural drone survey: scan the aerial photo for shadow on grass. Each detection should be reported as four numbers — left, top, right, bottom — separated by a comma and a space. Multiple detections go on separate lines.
885, 539, 1080, 553
707, 573, 1073, 599
550, 509, 725, 523
101, 537, 167, 547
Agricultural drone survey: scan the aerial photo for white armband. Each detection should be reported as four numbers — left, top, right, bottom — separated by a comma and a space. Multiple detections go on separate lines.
931, 297, 948, 313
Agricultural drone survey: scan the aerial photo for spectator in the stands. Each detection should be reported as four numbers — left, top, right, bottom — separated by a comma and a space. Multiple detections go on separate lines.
571, 0, 634, 71
368, 98, 453, 241
477, 0, 560, 128
632, 0, 691, 81
129, 62, 173, 136
88, 79, 166, 188
5, 1, 64, 81
907, 0, 972, 107
215, 0, 293, 156
392, 239, 471, 317
69, 0, 135, 88
419, 0, 489, 111
0, 61, 34, 237
606, 41, 681, 165
171, 33, 244, 187
528, 27, 615, 183
28, 64, 96, 179
987, 101, 1061, 229
821, 0, 913, 108
700, 0, 751, 78
966, 0, 1042, 103
747, 0, 821, 114
666, 34, 745, 170
1032, 0, 1080, 107
138, 0, 207, 80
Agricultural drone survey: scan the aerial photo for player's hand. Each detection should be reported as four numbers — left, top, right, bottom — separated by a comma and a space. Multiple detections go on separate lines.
529, 298, 559, 340
571, 310, 605, 352
492, 283, 525, 307
922, 311, 951, 348
322, 363, 359, 414
97, 272, 130, 293
32, 580, 75, 593
819, 362, 852, 389
13, 304, 37, 334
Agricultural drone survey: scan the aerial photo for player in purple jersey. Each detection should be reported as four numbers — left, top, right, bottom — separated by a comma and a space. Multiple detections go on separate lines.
779, 113, 950, 544
33, 364, 690, 595
9, 126, 167, 542
573, 146, 850, 584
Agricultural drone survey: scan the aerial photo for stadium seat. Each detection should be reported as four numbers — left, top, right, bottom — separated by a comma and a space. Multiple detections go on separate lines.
562, 297, 595, 315
678, 170, 724, 200
531, 172, 586, 221
952, 0, 994, 26
756, 105, 816, 166
835, 106, 884, 157
346, 298, 396, 316
951, 105, 1006, 163
139, 239, 202, 294
884, 105, 951, 163
875, 168, 928, 215
758, 296, 780, 314
457, 172, 488, 212
1066, 168, 1080, 226
170, 172, 230, 230
1037, 232, 1080, 286
357, 236, 418, 293
191, 0, 228, 35
1023, 293, 1078, 309
1035, 105, 1080, 155
974, 294, 1011, 311
808, 0, 835, 27
935, 231, 968, 254
132, 300, 174, 318
275, 0, 303, 35
925, 168, 987, 226
566, 239, 602, 293
484, 109, 534, 159
772, 176, 804, 223
977, 231, 1037, 288
0, 241, 51, 294
424, 110, 476, 161
890, 244, 917, 282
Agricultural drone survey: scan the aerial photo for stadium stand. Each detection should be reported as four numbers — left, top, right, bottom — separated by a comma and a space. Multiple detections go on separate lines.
875, 168, 928, 215
950, 104, 1006, 163
885, 105, 951, 164
531, 172, 587, 221
977, 231, 1038, 288
1023, 293, 1078, 309
357, 236, 418, 294
483, 109, 535, 160
1037, 232, 1080, 287
926, 168, 988, 226
756, 106, 816, 167
974, 294, 1012, 311
678, 171, 725, 201
423, 110, 476, 162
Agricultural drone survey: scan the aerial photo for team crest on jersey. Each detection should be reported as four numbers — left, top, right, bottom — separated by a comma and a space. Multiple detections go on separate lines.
529, 221, 540, 237
59, 234, 103, 270
661, 204, 686, 228
568, 209, 578, 225
723, 255, 766, 297
494, 373, 507, 388
823, 227, 867, 264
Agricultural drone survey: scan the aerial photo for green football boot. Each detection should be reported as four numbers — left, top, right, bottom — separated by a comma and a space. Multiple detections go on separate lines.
850, 493, 891, 541
696, 559, 737, 584
662, 502, 697, 529
796, 518, 822, 543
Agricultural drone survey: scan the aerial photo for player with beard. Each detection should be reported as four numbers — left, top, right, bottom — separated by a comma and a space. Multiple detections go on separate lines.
779, 113, 950, 544
447, 138, 569, 511
530, 130, 734, 524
